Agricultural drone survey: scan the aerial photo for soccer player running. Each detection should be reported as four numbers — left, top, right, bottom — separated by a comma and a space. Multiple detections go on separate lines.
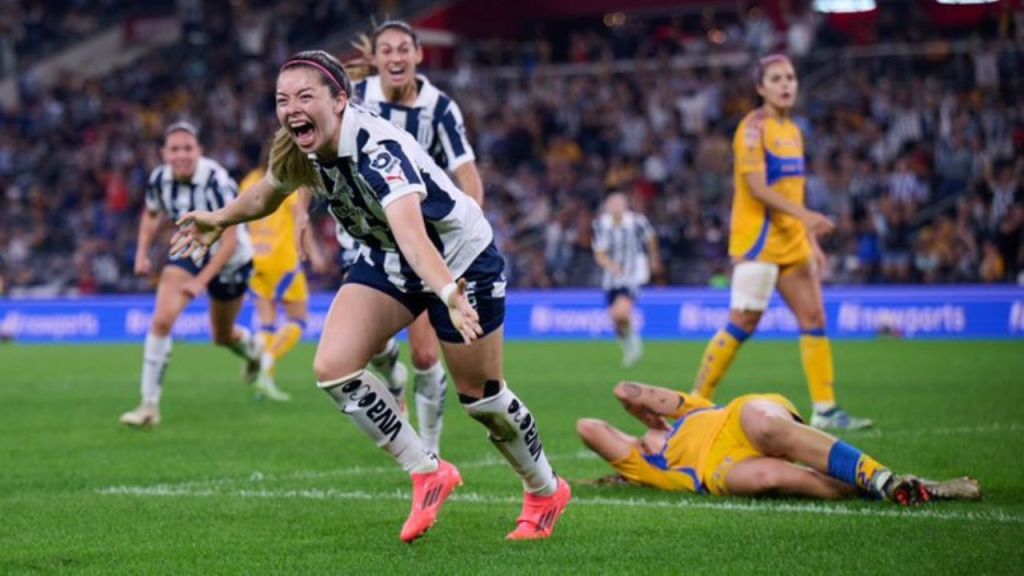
239, 151, 330, 402
171, 51, 570, 543
120, 122, 262, 427
340, 20, 485, 456
578, 381, 981, 504
593, 192, 662, 367
692, 54, 871, 430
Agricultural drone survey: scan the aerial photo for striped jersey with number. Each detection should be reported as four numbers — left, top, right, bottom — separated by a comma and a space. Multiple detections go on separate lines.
310, 103, 491, 293
592, 211, 654, 290
354, 74, 475, 171
144, 157, 252, 270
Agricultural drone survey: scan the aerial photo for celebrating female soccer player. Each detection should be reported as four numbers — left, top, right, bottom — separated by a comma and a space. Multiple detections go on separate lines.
120, 122, 262, 427
339, 20, 485, 456
239, 151, 329, 402
691, 54, 871, 430
578, 381, 980, 503
171, 50, 570, 543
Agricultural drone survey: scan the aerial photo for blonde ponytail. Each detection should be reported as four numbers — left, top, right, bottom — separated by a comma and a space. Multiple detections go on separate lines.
268, 127, 321, 191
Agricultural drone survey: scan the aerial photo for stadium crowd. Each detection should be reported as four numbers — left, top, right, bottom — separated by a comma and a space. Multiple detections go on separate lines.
0, 3, 1021, 297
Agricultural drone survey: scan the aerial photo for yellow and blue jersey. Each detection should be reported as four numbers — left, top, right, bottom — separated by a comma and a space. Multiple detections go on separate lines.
240, 168, 309, 303
611, 392, 801, 496
239, 167, 299, 274
728, 108, 811, 266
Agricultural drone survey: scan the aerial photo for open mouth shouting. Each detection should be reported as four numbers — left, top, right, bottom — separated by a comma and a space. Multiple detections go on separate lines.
385, 65, 407, 86
290, 119, 317, 149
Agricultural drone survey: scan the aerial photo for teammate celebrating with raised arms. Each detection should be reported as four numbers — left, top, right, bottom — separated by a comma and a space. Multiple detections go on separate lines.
341, 19, 485, 456
120, 121, 262, 427
691, 54, 871, 430
170, 50, 570, 543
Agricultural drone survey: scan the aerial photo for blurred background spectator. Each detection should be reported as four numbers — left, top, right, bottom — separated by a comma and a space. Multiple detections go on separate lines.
1, 0, 1021, 297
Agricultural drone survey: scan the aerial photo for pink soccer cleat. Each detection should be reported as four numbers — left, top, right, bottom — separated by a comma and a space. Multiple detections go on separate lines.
400, 459, 462, 543
506, 476, 572, 541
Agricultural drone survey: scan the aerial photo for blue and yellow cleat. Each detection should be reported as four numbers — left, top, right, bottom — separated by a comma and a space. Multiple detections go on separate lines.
810, 407, 873, 430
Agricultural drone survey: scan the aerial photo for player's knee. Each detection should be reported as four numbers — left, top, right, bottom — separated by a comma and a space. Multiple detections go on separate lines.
730, 311, 761, 333
410, 346, 439, 370
313, 355, 362, 383
749, 466, 782, 493
150, 317, 174, 337
747, 411, 790, 449
798, 307, 826, 330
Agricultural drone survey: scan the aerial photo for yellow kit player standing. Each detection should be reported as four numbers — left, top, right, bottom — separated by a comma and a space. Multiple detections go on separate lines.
240, 165, 329, 401
691, 54, 871, 430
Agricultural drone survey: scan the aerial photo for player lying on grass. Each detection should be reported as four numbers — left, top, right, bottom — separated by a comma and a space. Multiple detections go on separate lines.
577, 381, 980, 504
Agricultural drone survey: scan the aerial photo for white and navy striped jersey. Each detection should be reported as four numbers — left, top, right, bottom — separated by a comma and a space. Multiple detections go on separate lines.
311, 103, 492, 292
144, 157, 253, 271
592, 211, 654, 290
354, 74, 475, 172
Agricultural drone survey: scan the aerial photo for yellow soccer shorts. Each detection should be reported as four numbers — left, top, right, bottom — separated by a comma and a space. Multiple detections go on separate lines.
703, 393, 801, 496
249, 267, 309, 303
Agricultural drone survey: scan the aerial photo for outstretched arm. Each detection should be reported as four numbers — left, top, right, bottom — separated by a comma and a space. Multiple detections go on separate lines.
612, 381, 686, 432
171, 175, 291, 260
385, 193, 483, 344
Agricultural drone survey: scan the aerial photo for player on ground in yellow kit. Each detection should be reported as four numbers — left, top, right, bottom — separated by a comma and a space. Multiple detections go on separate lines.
577, 381, 981, 503
691, 54, 871, 430
240, 162, 329, 401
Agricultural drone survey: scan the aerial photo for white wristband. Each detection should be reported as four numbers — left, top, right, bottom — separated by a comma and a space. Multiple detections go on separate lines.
439, 282, 458, 307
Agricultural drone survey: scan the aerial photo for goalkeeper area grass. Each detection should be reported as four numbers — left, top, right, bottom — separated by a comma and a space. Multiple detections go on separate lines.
2, 340, 1022, 574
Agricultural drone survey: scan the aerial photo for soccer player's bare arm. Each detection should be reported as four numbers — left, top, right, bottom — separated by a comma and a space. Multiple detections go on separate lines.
612, 382, 684, 431
134, 208, 164, 275
384, 193, 482, 343
646, 233, 663, 277
593, 249, 622, 276
191, 225, 239, 286
294, 186, 329, 273
453, 161, 484, 206
744, 172, 834, 237
172, 175, 291, 259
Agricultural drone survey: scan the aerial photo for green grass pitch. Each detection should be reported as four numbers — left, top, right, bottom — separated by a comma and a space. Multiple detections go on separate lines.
2, 340, 1023, 574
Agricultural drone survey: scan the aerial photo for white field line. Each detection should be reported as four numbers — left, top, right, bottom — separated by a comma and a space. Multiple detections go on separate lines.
96, 423, 1024, 525
96, 484, 1024, 525
111, 451, 599, 493
111, 421, 1021, 492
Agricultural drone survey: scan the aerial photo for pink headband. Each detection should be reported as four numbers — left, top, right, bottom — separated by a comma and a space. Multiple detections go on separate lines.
281, 59, 346, 94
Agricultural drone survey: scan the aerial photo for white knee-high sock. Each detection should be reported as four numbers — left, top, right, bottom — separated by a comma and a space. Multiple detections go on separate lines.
413, 361, 447, 456
370, 338, 404, 397
226, 326, 259, 360
462, 381, 558, 495
318, 369, 437, 474
140, 333, 172, 406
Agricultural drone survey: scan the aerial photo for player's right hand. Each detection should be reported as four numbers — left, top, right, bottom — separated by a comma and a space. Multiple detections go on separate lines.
171, 211, 224, 261
802, 211, 835, 237
446, 279, 483, 344
134, 253, 151, 276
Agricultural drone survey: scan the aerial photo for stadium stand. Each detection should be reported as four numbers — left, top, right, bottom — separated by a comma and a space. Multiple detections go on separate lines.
0, 1, 1021, 297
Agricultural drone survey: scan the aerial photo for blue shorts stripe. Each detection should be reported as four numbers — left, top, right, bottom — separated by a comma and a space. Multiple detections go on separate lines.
274, 270, 298, 301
